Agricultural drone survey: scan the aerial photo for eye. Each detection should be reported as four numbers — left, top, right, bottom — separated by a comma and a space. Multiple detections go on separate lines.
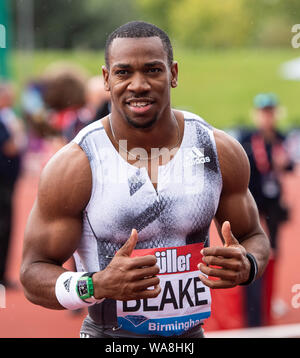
146, 68, 162, 74
115, 69, 129, 76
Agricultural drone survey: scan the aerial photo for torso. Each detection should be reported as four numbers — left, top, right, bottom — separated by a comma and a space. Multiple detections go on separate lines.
71, 109, 223, 336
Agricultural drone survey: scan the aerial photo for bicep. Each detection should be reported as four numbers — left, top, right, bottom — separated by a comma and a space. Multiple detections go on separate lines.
214, 129, 262, 242
214, 189, 261, 244
22, 142, 91, 269
22, 201, 83, 268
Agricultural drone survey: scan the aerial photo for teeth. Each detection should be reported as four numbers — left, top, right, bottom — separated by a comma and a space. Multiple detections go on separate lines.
130, 102, 150, 107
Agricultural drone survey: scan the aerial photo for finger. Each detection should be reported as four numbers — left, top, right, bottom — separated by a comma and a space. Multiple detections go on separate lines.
133, 276, 160, 291
131, 264, 160, 280
129, 254, 158, 269
116, 229, 138, 257
199, 274, 235, 289
202, 246, 243, 259
198, 263, 236, 281
202, 255, 242, 271
222, 221, 239, 247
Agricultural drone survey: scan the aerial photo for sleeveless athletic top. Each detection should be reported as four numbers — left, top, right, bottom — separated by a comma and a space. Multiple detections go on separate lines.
72, 110, 222, 338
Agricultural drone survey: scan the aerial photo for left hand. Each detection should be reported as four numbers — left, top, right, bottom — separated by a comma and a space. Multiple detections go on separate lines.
198, 221, 251, 289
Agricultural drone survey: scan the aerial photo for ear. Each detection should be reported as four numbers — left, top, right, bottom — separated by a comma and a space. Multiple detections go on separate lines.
170, 61, 178, 88
102, 65, 110, 92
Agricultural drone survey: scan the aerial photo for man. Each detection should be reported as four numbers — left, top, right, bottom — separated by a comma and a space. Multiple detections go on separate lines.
20, 21, 270, 338
0, 82, 25, 287
240, 93, 294, 327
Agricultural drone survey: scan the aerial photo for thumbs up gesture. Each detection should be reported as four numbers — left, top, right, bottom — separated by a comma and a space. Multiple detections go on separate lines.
115, 228, 139, 258
93, 229, 161, 301
198, 221, 251, 289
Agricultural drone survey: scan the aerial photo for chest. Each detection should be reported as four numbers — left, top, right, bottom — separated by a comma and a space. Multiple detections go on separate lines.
86, 145, 221, 247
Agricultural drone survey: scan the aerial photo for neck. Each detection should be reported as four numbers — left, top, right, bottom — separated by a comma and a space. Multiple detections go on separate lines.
109, 108, 180, 152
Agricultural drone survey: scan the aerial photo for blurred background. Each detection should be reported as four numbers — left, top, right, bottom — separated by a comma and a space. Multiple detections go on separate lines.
0, 0, 299, 338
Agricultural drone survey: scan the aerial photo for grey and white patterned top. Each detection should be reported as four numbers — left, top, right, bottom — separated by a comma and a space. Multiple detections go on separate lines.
72, 110, 222, 333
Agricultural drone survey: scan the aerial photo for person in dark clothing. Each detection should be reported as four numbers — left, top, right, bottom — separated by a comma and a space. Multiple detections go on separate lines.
0, 118, 21, 286
240, 93, 294, 327
0, 82, 25, 287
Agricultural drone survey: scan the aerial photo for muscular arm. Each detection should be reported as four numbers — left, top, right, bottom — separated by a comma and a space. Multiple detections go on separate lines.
20, 143, 160, 309
20, 143, 91, 309
199, 129, 270, 288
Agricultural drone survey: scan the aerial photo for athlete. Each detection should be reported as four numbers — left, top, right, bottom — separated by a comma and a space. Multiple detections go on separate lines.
20, 21, 270, 338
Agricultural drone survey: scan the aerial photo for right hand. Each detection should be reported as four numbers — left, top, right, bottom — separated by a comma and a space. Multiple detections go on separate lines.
93, 229, 161, 301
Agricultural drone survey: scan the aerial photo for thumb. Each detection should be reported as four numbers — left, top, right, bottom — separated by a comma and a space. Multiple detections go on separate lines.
116, 229, 138, 257
222, 221, 239, 247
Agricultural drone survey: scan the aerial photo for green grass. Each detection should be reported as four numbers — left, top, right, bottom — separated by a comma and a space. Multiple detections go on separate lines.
10, 47, 300, 130
173, 47, 300, 130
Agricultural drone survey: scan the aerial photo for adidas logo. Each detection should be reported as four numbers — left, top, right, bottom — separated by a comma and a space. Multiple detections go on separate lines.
63, 277, 72, 292
184, 147, 211, 167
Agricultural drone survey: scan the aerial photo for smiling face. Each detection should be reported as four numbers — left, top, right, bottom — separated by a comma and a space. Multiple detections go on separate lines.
103, 36, 178, 129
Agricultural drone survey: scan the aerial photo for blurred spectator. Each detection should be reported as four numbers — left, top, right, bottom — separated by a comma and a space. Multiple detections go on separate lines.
20, 80, 58, 175
285, 127, 300, 165
240, 93, 294, 327
85, 75, 111, 122
0, 82, 27, 287
0, 83, 27, 152
21, 80, 56, 140
42, 62, 92, 143
22, 67, 111, 148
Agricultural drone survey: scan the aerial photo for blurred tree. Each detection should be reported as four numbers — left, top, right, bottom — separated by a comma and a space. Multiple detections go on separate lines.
273, 0, 300, 24
10, 0, 300, 50
138, 0, 300, 49
243, 0, 295, 47
136, 0, 176, 32
12, 0, 139, 49
169, 0, 252, 48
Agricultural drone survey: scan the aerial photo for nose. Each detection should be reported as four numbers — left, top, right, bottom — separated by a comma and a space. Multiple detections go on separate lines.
127, 72, 151, 93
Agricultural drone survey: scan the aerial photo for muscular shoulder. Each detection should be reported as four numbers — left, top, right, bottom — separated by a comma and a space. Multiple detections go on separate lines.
37, 142, 92, 218
213, 128, 250, 194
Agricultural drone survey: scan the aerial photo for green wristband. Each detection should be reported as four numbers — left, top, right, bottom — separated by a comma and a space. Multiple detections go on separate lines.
76, 272, 96, 300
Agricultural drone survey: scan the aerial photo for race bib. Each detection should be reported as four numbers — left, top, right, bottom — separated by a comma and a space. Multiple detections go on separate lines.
117, 243, 211, 337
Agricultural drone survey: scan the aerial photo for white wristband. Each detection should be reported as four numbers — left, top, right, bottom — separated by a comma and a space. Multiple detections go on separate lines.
55, 271, 103, 310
